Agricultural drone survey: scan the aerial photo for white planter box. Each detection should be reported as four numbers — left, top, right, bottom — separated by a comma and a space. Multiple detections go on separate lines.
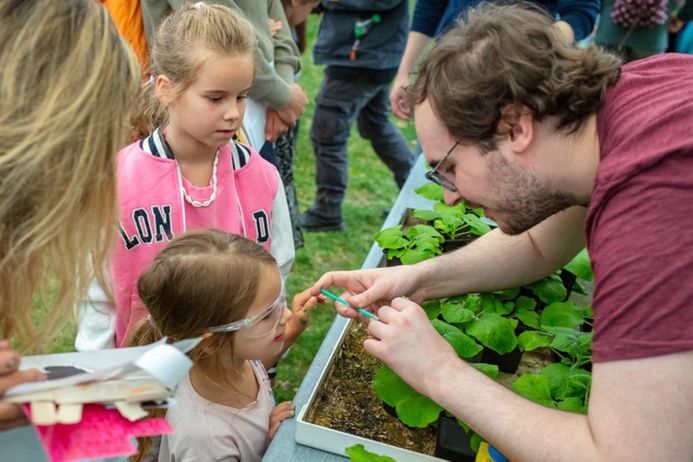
294, 318, 445, 462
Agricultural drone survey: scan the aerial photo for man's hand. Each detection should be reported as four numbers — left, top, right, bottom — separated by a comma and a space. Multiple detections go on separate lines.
275, 83, 308, 127
0, 340, 43, 431
364, 297, 457, 394
310, 266, 425, 320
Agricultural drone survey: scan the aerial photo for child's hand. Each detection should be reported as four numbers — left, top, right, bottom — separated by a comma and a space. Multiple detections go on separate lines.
268, 18, 283, 37
0, 341, 44, 431
268, 401, 295, 439
291, 289, 326, 327
265, 108, 290, 142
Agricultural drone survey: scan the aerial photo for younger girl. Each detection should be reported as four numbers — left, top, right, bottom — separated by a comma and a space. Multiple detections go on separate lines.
132, 229, 321, 462
77, 2, 294, 350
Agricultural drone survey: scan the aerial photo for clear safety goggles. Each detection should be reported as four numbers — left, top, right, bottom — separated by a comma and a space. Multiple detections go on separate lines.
207, 280, 287, 338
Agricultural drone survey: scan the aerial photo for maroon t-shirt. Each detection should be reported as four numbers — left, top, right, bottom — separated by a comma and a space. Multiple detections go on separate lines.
587, 54, 693, 362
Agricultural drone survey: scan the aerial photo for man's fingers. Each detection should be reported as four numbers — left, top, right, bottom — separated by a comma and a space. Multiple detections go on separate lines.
376, 305, 397, 323
348, 287, 380, 310
311, 273, 338, 296
334, 299, 359, 319
363, 338, 385, 360
366, 319, 388, 341
390, 296, 416, 311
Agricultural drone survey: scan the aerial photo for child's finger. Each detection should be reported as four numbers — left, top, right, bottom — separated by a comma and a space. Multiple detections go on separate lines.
301, 296, 320, 311
268, 420, 282, 439
272, 401, 294, 414
272, 407, 295, 423
292, 289, 313, 308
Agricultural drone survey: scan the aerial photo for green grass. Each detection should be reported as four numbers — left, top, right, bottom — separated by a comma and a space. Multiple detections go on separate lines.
45, 14, 417, 404
274, 15, 416, 401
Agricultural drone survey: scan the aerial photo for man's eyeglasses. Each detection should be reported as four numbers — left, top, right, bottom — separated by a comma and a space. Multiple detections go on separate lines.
424, 138, 461, 192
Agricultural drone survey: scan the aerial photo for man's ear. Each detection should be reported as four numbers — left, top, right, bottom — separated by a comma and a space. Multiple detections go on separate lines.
155, 75, 174, 106
497, 104, 534, 153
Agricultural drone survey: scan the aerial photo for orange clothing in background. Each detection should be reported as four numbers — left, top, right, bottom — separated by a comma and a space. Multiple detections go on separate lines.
102, 0, 149, 73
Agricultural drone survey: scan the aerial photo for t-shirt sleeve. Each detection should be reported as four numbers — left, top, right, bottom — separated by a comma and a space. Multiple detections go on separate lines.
588, 151, 693, 362
410, 0, 448, 36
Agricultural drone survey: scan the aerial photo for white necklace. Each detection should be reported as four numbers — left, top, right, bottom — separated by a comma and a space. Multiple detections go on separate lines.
178, 150, 220, 208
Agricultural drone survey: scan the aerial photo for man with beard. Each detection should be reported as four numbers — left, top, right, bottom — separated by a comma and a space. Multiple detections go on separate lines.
310, 3, 693, 460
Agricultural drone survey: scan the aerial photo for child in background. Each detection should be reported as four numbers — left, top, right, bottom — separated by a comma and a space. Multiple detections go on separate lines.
131, 229, 322, 462
267, 0, 322, 249
76, 2, 294, 350
141, 0, 307, 154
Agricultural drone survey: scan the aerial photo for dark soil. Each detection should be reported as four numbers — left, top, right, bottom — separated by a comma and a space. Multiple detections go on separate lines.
304, 322, 553, 456
304, 322, 438, 455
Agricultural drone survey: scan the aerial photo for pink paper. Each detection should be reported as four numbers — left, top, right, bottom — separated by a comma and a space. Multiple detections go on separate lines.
22, 403, 172, 462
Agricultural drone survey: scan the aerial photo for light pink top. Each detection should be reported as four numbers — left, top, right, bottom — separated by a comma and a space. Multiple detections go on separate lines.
159, 360, 275, 462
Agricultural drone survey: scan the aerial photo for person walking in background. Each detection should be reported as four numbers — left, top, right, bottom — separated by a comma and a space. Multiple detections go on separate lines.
0, 0, 140, 429
76, 3, 295, 351
300, 0, 414, 232
390, 0, 599, 119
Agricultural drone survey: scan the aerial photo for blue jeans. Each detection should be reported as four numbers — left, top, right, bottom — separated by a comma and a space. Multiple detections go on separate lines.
309, 68, 413, 218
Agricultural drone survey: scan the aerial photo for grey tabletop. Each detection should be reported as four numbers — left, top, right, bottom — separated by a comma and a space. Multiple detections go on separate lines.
263, 154, 435, 461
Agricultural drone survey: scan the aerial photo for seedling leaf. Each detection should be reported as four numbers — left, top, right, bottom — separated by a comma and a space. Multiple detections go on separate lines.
540, 302, 584, 329
516, 309, 541, 329
345, 444, 396, 462
415, 183, 444, 201
518, 331, 552, 351
471, 362, 500, 378
527, 275, 567, 304
564, 249, 593, 281
466, 313, 518, 354
512, 374, 554, 407
374, 225, 408, 250
396, 395, 443, 428
432, 319, 483, 358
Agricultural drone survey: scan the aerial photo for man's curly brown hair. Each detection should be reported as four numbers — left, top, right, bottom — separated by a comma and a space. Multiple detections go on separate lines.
408, 2, 622, 152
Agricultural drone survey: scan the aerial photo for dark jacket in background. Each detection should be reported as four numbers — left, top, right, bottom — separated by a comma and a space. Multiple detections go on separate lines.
313, 0, 409, 70
412, 0, 599, 41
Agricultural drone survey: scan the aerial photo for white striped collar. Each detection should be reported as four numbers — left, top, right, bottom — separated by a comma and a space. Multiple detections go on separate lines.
139, 128, 251, 169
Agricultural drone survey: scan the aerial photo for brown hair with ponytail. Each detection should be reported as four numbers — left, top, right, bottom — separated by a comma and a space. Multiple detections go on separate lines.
128, 228, 276, 461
